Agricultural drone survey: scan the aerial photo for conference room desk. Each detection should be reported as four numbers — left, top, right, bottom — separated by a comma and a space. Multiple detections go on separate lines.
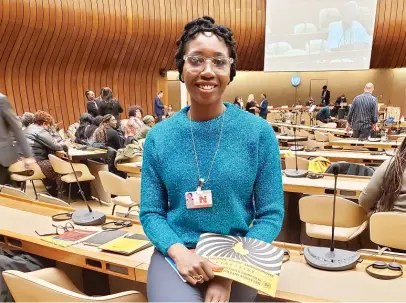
280, 149, 390, 165
283, 174, 369, 198
116, 162, 142, 177
2, 194, 406, 302
56, 147, 108, 162
272, 122, 351, 137
276, 135, 308, 145
329, 139, 401, 150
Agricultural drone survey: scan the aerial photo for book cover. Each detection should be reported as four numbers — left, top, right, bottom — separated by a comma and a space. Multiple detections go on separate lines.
83, 230, 128, 247
195, 233, 284, 297
165, 257, 186, 282
99, 234, 151, 255
54, 229, 97, 242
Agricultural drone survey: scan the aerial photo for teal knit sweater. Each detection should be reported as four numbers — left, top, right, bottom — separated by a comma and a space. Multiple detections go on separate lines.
140, 103, 284, 255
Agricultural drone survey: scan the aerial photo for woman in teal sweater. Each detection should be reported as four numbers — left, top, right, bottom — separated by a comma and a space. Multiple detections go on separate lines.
140, 16, 284, 302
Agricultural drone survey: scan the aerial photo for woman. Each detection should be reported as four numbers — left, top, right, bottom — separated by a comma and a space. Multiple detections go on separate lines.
91, 114, 122, 151
122, 105, 145, 138
84, 115, 104, 141
25, 111, 69, 196
360, 138, 406, 213
75, 113, 93, 144
245, 94, 256, 114
98, 87, 123, 123
140, 16, 283, 302
233, 97, 243, 110
166, 104, 176, 118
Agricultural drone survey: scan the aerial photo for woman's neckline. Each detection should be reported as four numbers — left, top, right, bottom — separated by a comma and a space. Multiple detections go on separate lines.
183, 102, 231, 124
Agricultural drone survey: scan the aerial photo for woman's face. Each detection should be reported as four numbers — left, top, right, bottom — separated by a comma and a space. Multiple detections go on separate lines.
168, 105, 173, 111
135, 109, 142, 118
182, 32, 231, 106
109, 117, 117, 128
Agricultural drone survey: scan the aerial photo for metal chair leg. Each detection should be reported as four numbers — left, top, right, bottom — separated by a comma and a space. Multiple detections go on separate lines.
68, 183, 72, 202
111, 204, 116, 215
31, 180, 38, 199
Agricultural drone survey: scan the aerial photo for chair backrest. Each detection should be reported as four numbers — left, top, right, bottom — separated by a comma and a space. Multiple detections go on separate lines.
1, 185, 32, 200
299, 195, 367, 228
285, 156, 309, 170
2, 270, 146, 302
302, 139, 326, 149
315, 131, 329, 142
48, 154, 73, 175
9, 161, 46, 179
325, 161, 375, 177
370, 212, 406, 250
297, 129, 313, 139
126, 177, 141, 204
98, 171, 128, 196
328, 132, 341, 142
38, 193, 72, 208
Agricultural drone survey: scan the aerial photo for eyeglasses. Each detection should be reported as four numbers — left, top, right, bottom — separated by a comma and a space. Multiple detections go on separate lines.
35, 222, 74, 237
183, 55, 234, 72
101, 220, 133, 231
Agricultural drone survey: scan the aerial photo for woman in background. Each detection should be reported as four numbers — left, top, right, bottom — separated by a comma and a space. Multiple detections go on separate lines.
25, 111, 69, 196
123, 105, 145, 138
166, 104, 175, 119
245, 94, 256, 114
85, 115, 104, 142
360, 138, 406, 213
92, 114, 122, 151
98, 87, 123, 123
75, 113, 93, 144
233, 97, 243, 109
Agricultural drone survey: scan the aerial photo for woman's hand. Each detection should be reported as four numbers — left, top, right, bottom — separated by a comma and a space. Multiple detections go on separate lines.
167, 243, 223, 285
205, 276, 232, 302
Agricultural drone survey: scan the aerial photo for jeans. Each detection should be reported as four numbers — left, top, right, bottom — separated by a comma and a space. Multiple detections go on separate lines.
353, 128, 371, 140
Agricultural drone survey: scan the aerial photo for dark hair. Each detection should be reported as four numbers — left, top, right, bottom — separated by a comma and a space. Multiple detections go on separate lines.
93, 115, 104, 126
158, 91, 163, 95
21, 112, 34, 127
34, 111, 54, 126
175, 16, 237, 83
128, 105, 144, 117
377, 138, 406, 211
85, 90, 93, 98
234, 96, 240, 103
79, 113, 94, 124
262, 93, 267, 98
100, 87, 113, 103
323, 85, 328, 90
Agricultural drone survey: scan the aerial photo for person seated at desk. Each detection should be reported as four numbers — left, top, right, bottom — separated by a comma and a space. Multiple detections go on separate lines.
306, 97, 314, 107
359, 139, 406, 213
122, 105, 145, 138
25, 111, 70, 197
75, 113, 93, 144
335, 94, 347, 106
316, 105, 334, 123
91, 114, 122, 151
84, 115, 103, 142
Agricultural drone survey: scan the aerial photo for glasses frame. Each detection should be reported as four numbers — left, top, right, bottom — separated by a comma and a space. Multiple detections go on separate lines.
35, 222, 75, 237
183, 55, 234, 72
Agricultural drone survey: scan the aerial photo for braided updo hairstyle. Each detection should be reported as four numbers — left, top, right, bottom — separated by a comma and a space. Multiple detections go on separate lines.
175, 16, 237, 83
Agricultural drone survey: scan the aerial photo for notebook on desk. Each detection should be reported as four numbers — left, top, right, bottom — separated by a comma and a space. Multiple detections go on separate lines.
83, 230, 128, 247
99, 233, 152, 255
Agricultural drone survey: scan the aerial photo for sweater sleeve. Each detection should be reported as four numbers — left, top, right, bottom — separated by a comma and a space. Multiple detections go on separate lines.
140, 134, 184, 255
359, 159, 389, 212
246, 125, 284, 243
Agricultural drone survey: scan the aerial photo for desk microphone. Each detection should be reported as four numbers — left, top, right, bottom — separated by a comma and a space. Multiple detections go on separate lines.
303, 163, 360, 271
285, 121, 307, 178
62, 145, 106, 226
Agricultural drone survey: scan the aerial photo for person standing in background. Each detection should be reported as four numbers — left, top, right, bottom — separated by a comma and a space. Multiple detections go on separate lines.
321, 85, 330, 105
98, 87, 123, 124
0, 94, 34, 185
85, 90, 99, 117
346, 83, 378, 140
154, 91, 166, 122
245, 94, 256, 114
258, 93, 269, 119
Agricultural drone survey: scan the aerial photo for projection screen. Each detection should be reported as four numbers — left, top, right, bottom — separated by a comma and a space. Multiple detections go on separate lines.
264, 0, 378, 72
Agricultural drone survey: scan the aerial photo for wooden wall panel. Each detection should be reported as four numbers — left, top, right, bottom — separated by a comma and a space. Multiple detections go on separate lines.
1, 0, 405, 127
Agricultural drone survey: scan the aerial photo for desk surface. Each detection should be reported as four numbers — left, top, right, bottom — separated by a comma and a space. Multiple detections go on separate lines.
56, 147, 108, 161
272, 122, 350, 136
2, 194, 406, 301
117, 162, 142, 176
280, 149, 390, 163
283, 173, 370, 198
276, 135, 308, 142
330, 139, 401, 149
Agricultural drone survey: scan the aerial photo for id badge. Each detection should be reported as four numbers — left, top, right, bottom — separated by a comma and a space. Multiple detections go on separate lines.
185, 190, 213, 209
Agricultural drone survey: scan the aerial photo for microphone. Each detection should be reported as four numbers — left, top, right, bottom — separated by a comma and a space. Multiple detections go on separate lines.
62, 145, 106, 226
303, 162, 360, 271
285, 121, 307, 178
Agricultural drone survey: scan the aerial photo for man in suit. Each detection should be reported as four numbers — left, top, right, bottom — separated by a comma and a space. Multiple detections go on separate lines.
0, 93, 34, 184
154, 91, 165, 122
258, 93, 269, 119
321, 85, 330, 105
85, 90, 99, 117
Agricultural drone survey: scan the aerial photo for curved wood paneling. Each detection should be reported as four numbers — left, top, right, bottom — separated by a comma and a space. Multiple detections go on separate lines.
0, 0, 405, 126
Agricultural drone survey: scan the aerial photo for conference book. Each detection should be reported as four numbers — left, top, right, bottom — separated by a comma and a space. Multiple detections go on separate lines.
195, 233, 284, 296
